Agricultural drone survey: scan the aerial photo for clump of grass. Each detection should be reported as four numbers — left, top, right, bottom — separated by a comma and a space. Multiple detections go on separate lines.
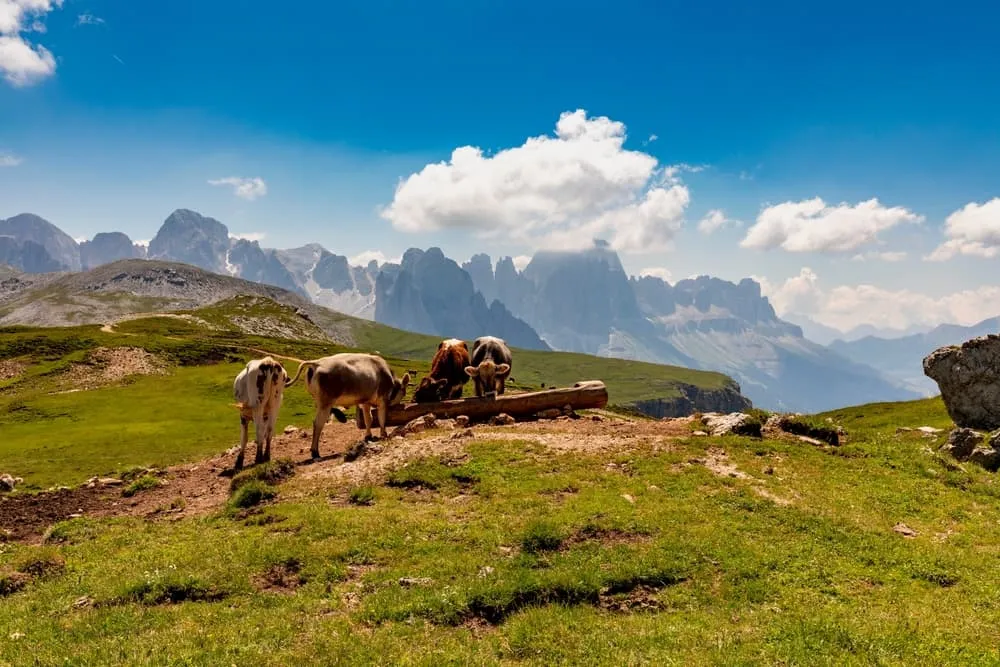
229, 481, 277, 509
42, 517, 95, 544
14, 548, 65, 578
115, 574, 226, 605
777, 414, 841, 446
229, 458, 296, 493
348, 486, 376, 506
521, 519, 565, 554
386, 458, 480, 491
122, 474, 161, 497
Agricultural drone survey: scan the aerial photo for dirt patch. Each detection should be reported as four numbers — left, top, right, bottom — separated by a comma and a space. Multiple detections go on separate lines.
598, 585, 666, 613
674, 447, 794, 506
565, 526, 651, 548
255, 559, 305, 594
0, 486, 118, 542
0, 359, 26, 381
60, 347, 168, 390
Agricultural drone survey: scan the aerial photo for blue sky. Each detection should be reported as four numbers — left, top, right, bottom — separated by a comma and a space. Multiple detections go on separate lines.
1, 0, 999, 332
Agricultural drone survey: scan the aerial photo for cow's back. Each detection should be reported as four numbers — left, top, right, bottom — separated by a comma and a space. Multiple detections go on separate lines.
431, 340, 471, 384
315, 353, 390, 401
472, 336, 511, 367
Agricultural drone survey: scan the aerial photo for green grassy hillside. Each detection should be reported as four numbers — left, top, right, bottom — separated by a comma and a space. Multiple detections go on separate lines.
1, 299, 735, 488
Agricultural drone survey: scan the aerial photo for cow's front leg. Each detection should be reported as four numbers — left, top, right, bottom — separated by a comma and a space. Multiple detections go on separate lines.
376, 399, 389, 440
235, 415, 249, 471
361, 403, 375, 441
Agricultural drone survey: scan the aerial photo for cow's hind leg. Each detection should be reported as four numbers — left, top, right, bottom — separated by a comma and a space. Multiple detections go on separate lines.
376, 399, 389, 440
235, 415, 249, 471
310, 402, 332, 459
361, 403, 375, 441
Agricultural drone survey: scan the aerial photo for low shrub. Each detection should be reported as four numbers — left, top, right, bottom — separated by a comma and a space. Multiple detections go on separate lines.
229, 459, 296, 493
348, 486, 376, 506
122, 474, 161, 497
521, 520, 565, 553
229, 481, 277, 509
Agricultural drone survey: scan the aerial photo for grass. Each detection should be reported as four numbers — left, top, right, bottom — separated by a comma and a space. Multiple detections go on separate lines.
121, 474, 161, 497
7, 399, 1000, 663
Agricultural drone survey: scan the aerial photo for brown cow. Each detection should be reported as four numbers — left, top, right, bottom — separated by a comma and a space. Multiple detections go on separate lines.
232, 356, 288, 471
413, 338, 471, 403
286, 352, 410, 457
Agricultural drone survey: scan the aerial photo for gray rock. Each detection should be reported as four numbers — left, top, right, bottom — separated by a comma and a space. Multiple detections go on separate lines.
702, 412, 760, 437
490, 413, 515, 426
924, 335, 1000, 430
941, 428, 981, 462
969, 446, 1000, 472
0, 473, 22, 492
455, 416, 470, 428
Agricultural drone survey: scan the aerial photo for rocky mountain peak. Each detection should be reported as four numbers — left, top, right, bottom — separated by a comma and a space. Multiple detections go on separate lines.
80, 232, 145, 270
0, 213, 81, 271
148, 209, 230, 274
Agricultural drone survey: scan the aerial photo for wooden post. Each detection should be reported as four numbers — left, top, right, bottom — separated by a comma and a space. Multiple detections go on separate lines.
355, 380, 608, 428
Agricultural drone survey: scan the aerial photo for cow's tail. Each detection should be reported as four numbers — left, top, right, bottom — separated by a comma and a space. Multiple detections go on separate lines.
331, 408, 348, 423
285, 361, 319, 388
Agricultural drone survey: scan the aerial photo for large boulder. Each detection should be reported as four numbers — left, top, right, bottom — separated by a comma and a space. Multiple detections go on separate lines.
924, 335, 1000, 430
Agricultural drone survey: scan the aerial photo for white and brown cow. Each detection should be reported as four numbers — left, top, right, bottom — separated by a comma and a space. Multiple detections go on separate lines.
413, 338, 472, 403
232, 356, 288, 471
465, 336, 512, 398
286, 352, 410, 458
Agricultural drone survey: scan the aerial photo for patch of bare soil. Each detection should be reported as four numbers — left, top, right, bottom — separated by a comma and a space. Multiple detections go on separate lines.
0, 360, 26, 381
59, 347, 168, 390
674, 446, 794, 506
255, 559, 305, 594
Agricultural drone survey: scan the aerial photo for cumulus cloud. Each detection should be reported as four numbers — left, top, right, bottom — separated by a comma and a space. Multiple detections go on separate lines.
349, 250, 399, 267
208, 176, 268, 201
0, 0, 62, 86
697, 209, 739, 235
756, 267, 1000, 331
0, 152, 21, 166
76, 12, 103, 25
741, 197, 923, 253
850, 251, 908, 262
229, 232, 266, 243
380, 109, 692, 254
926, 198, 1000, 261
638, 267, 673, 282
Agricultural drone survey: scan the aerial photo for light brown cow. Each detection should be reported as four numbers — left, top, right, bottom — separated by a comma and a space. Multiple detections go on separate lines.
232, 356, 288, 471
286, 352, 410, 458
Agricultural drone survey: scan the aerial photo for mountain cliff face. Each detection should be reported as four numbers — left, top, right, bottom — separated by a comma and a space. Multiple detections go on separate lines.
80, 232, 146, 270
227, 239, 306, 297
274, 245, 379, 318
470, 246, 918, 413
376, 248, 549, 350
0, 213, 81, 272
830, 317, 1000, 395
148, 209, 230, 274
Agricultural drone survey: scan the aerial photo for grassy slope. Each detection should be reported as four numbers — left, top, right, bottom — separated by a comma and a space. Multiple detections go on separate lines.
8, 397, 1000, 663
1, 300, 729, 488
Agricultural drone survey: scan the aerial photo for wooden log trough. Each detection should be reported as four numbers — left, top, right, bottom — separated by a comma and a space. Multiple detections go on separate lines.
356, 380, 609, 429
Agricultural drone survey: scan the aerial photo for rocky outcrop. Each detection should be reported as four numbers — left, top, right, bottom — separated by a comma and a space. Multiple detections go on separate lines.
148, 209, 230, 274
630, 382, 751, 418
375, 248, 549, 351
924, 335, 1000, 430
80, 232, 145, 269
941, 428, 981, 461
227, 239, 305, 297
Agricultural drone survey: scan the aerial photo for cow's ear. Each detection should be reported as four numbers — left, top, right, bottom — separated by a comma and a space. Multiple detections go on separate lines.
497, 364, 511, 377
438, 341, 445, 349
460, 341, 469, 349
464, 365, 478, 377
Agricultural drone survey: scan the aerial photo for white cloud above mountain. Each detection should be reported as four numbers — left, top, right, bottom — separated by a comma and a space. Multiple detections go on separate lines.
741, 197, 922, 253
638, 267, 673, 282
380, 109, 690, 254
209, 176, 267, 201
926, 198, 1000, 261
0, 0, 62, 86
697, 209, 739, 235
349, 250, 399, 266
756, 267, 1000, 331
0, 152, 22, 166
229, 232, 266, 242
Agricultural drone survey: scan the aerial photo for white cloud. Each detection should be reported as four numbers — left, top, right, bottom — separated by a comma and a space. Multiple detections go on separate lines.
73, 236, 86, 244
134, 239, 149, 248
229, 232, 266, 243
756, 267, 1000, 331
511, 255, 532, 271
0, 0, 62, 86
741, 197, 923, 253
380, 109, 692, 254
638, 267, 673, 282
76, 12, 103, 25
349, 250, 399, 267
926, 198, 1000, 261
0, 152, 22, 166
208, 176, 268, 201
697, 209, 739, 235
850, 251, 908, 262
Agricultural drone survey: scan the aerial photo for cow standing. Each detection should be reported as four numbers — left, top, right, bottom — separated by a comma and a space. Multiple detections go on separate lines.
286, 353, 410, 457
233, 356, 288, 471
414, 338, 472, 403
465, 336, 512, 398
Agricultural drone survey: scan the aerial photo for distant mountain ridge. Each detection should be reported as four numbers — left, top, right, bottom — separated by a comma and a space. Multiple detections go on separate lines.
0, 208, 934, 412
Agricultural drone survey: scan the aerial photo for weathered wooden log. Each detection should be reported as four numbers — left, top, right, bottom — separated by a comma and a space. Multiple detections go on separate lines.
355, 380, 608, 429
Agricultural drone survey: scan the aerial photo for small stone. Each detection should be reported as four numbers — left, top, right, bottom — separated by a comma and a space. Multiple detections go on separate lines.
478, 566, 495, 578
0, 474, 22, 493
455, 416, 470, 428
68, 513, 83, 519
398, 577, 434, 587
422, 414, 437, 427
692, 430, 708, 437
764, 466, 775, 475
797, 435, 825, 446
451, 429, 474, 440
283, 425, 299, 434
917, 426, 943, 435
72, 595, 94, 609
97, 477, 123, 487
893, 523, 918, 538
9, 632, 24, 641
621, 493, 636, 504
896, 427, 914, 434
591, 415, 604, 422
490, 413, 515, 426
536, 408, 562, 420
969, 446, 1000, 472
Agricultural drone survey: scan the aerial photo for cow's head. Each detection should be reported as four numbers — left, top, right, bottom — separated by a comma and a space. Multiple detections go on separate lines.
464, 360, 511, 395
414, 376, 448, 403
388, 372, 411, 406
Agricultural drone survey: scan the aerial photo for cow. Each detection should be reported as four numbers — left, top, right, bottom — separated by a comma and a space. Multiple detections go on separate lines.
413, 338, 472, 403
286, 352, 411, 458
464, 336, 512, 398
232, 356, 288, 471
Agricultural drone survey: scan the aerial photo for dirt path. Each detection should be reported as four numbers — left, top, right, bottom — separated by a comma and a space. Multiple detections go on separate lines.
0, 417, 702, 543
